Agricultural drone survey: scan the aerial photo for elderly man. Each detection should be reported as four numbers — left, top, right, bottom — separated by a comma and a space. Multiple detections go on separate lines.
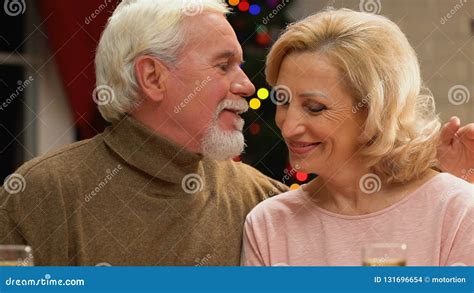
1, 0, 473, 266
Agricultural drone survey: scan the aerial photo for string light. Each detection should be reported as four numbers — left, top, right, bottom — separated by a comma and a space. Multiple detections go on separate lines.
238, 1, 249, 12
249, 4, 261, 15
256, 31, 271, 46
249, 123, 261, 135
249, 98, 261, 110
290, 183, 300, 190
296, 172, 308, 182
257, 88, 269, 100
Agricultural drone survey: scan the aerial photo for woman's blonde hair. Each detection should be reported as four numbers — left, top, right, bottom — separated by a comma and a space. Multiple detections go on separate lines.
95, 0, 229, 122
266, 8, 441, 183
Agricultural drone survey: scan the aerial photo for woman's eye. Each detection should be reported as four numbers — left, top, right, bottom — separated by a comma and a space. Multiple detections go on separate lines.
306, 104, 326, 113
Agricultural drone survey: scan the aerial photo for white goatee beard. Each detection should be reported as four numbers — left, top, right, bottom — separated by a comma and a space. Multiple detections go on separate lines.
200, 99, 248, 161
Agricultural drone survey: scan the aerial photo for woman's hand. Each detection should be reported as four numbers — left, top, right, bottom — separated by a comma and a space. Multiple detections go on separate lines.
437, 116, 474, 183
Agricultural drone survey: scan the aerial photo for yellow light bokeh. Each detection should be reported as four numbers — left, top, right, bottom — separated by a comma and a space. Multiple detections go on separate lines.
290, 183, 300, 190
228, 0, 239, 6
249, 98, 261, 110
257, 88, 269, 100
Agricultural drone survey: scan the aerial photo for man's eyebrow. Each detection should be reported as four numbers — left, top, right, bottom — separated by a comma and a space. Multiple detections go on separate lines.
299, 91, 329, 99
212, 50, 243, 62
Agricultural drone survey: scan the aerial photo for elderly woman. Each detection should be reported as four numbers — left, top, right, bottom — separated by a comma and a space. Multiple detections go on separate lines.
241, 9, 473, 266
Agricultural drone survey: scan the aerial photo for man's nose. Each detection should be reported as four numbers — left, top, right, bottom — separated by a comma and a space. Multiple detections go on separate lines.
230, 71, 256, 98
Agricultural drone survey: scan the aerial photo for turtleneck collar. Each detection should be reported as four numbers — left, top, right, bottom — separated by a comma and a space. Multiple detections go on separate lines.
103, 115, 204, 184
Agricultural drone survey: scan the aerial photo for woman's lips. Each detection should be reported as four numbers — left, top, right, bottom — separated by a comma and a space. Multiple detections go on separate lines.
287, 141, 321, 155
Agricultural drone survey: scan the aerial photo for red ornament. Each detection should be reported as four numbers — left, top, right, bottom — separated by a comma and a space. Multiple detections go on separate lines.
256, 32, 271, 46
238, 1, 249, 12
296, 172, 308, 182
249, 123, 261, 135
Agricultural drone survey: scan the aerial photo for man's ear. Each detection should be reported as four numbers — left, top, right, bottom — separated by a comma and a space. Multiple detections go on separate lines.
134, 55, 169, 102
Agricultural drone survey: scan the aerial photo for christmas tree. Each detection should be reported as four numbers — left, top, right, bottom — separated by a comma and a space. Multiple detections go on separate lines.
227, 0, 311, 188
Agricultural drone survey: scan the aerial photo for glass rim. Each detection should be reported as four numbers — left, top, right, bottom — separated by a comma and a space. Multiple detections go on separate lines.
0, 245, 32, 252
363, 243, 407, 250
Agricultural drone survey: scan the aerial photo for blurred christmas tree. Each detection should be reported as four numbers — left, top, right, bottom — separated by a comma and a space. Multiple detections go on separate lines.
227, 0, 311, 188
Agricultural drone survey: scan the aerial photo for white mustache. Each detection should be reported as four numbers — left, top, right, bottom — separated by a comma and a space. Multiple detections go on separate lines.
216, 99, 249, 115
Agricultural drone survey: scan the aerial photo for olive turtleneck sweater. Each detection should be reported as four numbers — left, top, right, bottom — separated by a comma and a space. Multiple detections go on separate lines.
0, 116, 288, 265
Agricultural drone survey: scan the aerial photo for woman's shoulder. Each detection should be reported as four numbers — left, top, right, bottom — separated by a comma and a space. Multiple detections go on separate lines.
427, 173, 474, 208
245, 187, 309, 222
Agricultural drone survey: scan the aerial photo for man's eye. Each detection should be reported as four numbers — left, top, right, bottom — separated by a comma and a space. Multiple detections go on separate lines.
217, 63, 229, 72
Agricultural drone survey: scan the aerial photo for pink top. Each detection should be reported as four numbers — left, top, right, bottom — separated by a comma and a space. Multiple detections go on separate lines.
241, 173, 474, 266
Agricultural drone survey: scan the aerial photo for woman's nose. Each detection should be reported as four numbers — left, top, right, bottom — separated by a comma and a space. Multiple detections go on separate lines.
281, 108, 306, 139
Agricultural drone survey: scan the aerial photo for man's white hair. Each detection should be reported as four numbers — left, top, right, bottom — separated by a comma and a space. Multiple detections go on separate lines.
95, 0, 230, 122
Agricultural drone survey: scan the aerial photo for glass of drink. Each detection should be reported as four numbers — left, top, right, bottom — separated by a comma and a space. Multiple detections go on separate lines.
0, 245, 34, 266
362, 243, 407, 266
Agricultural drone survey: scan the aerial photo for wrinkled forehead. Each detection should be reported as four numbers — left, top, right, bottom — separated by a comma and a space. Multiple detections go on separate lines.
180, 13, 243, 61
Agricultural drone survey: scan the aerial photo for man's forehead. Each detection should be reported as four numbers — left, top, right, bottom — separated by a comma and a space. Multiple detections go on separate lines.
181, 13, 244, 62
211, 49, 244, 61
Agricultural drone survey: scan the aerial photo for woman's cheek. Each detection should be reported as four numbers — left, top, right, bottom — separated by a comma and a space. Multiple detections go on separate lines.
275, 107, 287, 130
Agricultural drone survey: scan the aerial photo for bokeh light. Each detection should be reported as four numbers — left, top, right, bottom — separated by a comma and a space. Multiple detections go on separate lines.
249, 98, 261, 110
249, 123, 261, 135
290, 183, 300, 190
238, 1, 249, 12
257, 88, 269, 100
249, 4, 261, 15
296, 172, 308, 182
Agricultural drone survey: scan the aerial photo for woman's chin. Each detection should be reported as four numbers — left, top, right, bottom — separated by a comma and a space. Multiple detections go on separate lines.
288, 156, 319, 174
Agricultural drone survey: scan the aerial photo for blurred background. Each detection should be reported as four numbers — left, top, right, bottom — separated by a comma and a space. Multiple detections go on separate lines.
0, 0, 473, 187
